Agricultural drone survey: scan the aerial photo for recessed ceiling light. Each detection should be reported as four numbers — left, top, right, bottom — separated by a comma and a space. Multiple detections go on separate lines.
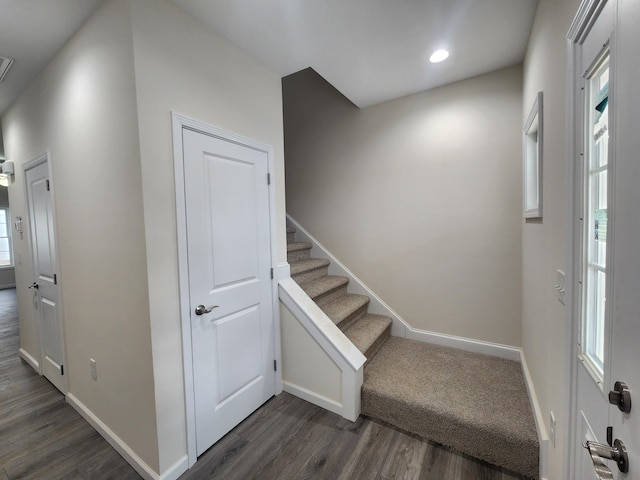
429, 49, 449, 63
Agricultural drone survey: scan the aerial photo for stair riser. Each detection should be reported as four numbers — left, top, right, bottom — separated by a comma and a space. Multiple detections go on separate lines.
287, 248, 311, 263
313, 284, 349, 307
292, 265, 329, 284
337, 304, 368, 332
363, 325, 391, 363
287, 232, 296, 243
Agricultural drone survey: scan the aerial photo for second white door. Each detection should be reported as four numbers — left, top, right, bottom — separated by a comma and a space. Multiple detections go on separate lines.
25, 157, 65, 393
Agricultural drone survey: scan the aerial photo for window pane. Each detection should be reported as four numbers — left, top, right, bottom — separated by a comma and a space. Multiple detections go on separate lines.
582, 55, 609, 376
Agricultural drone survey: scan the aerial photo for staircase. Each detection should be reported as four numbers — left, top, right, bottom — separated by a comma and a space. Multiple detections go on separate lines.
287, 226, 392, 362
286, 225, 539, 479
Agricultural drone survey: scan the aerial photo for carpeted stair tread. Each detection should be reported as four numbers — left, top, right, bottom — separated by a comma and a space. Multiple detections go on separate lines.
344, 314, 391, 359
286, 226, 296, 234
299, 275, 348, 302
287, 241, 312, 252
321, 294, 370, 328
290, 258, 330, 276
361, 337, 539, 478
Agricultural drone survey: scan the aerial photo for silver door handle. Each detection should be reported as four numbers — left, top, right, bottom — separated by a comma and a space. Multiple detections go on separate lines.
195, 304, 218, 316
584, 439, 629, 479
28, 283, 39, 290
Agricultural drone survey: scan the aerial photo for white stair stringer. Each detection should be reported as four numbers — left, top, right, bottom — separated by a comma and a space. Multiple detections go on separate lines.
278, 275, 365, 422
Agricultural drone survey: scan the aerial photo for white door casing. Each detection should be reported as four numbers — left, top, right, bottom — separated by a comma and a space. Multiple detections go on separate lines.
24, 154, 66, 393
173, 113, 280, 464
569, 1, 640, 478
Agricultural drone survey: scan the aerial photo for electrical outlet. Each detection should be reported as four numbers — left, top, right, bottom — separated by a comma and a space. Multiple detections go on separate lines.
90, 358, 97, 381
555, 270, 565, 305
549, 411, 556, 447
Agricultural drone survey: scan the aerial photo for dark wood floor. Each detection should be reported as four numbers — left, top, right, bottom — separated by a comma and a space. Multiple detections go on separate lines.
0, 288, 527, 479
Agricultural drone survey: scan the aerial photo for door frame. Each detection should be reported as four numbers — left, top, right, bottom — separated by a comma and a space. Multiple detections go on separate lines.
22, 151, 67, 393
566, 1, 615, 477
171, 112, 282, 467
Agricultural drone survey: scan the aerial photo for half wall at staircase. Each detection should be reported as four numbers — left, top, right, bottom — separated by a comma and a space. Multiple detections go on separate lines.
283, 66, 523, 347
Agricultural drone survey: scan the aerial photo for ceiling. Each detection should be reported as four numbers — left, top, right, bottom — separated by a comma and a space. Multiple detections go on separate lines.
0, 0, 538, 120
0, 0, 103, 118
173, 0, 539, 107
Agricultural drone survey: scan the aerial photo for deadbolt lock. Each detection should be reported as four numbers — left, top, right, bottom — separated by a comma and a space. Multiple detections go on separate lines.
608, 381, 631, 413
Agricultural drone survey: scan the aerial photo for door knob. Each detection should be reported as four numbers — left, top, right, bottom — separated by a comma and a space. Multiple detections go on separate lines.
195, 304, 218, 316
28, 282, 39, 290
608, 381, 631, 413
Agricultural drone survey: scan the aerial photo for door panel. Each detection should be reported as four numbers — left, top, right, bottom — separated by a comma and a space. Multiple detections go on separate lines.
25, 160, 65, 393
572, 1, 640, 478
607, 0, 640, 476
183, 127, 274, 456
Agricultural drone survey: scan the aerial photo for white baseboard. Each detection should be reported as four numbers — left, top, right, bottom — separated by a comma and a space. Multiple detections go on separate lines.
287, 214, 521, 362
282, 381, 343, 417
520, 352, 548, 480
19, 348, 40, 372
67, 393, 178, 480
0, 283, 16, 289
159, 456, 189, 480
405, 327, 521, 361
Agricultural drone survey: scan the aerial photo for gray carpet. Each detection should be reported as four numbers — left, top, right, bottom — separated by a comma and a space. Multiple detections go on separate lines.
361, 337, 539, 479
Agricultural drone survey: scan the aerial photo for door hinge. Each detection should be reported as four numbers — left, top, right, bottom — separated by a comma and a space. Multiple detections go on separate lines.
46, 180, 50, 191
53, 274, 57, 285
61, 364, 64, 375
273, 360, 277, 371
270, 267, 274, 279
267, 173, 271, 185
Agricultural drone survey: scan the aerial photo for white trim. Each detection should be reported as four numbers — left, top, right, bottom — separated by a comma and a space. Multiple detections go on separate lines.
568, 0, 609, 43
18, 347, 40, 372
287, 214, 521, 361
282, 381, 343, 415
0, 283, 16, 289
67, 393, 169, 480
520, 351, 549, 480
405, 327, 521, 361
171, 112, 281, 468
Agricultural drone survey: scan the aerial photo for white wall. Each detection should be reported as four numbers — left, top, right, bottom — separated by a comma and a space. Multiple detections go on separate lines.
2, 0, 159, 471
521, 0, 582, 478
129, 0, 286, 472
283, 66, 523, 347
280, 303, 342, 405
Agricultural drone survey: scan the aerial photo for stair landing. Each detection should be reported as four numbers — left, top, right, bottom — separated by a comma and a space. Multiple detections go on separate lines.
361, 336, 539, 479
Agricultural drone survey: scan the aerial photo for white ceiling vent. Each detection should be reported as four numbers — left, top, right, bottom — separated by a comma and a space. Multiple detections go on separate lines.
0, 56, 15, 82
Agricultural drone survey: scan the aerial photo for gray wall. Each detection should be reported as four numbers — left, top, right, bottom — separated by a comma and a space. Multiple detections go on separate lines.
522, 0, 582, 477
283, 66, 523, 347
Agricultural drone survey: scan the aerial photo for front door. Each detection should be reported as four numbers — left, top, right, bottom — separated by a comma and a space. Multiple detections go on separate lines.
25, 156, 65, 393
182, 126, 275, 456
571, 1, 640, 478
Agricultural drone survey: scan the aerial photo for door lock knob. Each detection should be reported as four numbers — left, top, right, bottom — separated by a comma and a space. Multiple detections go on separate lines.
608, 381, 631, 413
28, 282, 39, 290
